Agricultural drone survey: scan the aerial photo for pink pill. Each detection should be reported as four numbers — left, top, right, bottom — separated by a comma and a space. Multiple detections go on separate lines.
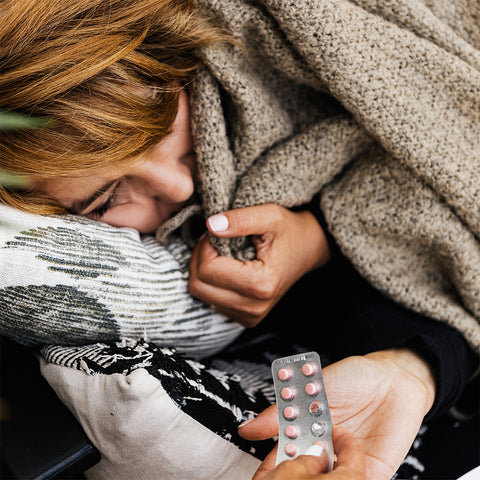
283, 406, 297, 420
278, 368, 292, 381
302, 363, 317, 376
285, 425, 298, 439
285, 443, 297, 457
305, 382, 320, 396
281, 387, 295, 400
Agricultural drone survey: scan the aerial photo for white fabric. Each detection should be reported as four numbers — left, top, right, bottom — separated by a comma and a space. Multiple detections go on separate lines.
40, 359, 261, 480
0, 204, 243, 358
457, 466, 480, 480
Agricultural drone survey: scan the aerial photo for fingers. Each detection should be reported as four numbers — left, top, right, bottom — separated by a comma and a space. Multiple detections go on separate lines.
294, 451, 329, 477
189, 280, 267, 327
251, 445, 278, 480
238, 404, 279, 440
240, 412, 366, 480
207, 204, 285, 238
190, 204, 324, 325
191, 236, 273, 298
254, 445, 329, 480
188, 234, 278, 325
331, 426, 366, 478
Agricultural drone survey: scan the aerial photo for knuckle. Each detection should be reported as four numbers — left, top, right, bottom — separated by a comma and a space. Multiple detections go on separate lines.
235, 305, 266, 328
195, 262, 208, 281
275, 461, 296, 475
246, 303, 267, 319
231, 210, 251, 233
251, 276, 277, 300
196, 259, 215, 283
242, 317, 261, 328
266, 203, 287, 224
187, 278, 202, 298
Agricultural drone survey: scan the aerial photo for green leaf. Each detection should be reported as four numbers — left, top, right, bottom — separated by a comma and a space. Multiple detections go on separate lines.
0, 171, 28, 188
0, 111, 50, 188
0, 111, 53, 130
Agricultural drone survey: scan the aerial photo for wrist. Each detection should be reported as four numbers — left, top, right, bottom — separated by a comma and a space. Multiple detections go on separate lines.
366, 348, 436, 416
296, 210, 331, 271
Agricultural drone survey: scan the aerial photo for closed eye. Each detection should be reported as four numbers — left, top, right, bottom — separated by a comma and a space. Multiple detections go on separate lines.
86, 181, 123, 219
88, 190, 117, 219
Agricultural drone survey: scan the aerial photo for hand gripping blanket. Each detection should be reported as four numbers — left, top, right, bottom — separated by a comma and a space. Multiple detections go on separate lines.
158, 0, 480, 353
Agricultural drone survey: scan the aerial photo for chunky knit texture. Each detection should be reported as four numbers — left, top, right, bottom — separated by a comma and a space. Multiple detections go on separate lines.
158, 0, 480, 352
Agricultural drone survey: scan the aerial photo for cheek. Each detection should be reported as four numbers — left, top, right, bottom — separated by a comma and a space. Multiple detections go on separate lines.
102, 202, 162, 234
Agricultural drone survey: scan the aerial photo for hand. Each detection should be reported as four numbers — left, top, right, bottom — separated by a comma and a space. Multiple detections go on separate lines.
188, 204, 330, 327
253, 426, 366, 480
239, 349, 436, 480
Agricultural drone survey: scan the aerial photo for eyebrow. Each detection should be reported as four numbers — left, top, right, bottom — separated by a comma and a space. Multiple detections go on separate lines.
69, 180, 116, 213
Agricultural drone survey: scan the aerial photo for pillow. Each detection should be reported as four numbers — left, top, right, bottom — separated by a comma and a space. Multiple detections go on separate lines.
40, 339, 278, 480
40, 336, 434, 480
0, 204, 244, 358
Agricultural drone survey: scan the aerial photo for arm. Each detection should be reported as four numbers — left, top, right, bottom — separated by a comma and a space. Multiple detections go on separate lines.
304, 193, 477, 419
190, 201, 475, 479
230, 199, 475, 479
190, 198, 476, 411
238, 242, 475, 479
240, 348, 436, 480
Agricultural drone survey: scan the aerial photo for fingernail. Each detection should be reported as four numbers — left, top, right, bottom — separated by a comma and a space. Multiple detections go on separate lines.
208, 214, 229, 232
304, 444, 324, 457
238, 417, 255, 428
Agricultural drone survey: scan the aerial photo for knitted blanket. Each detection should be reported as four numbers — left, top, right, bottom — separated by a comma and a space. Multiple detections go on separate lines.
158, 0, 480, 353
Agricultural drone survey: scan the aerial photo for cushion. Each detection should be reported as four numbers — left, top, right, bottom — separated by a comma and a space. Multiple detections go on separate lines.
39, 338, 433, 480
0, 204, 275, 478
0, 204, 243, 358
40, 339, 278, 480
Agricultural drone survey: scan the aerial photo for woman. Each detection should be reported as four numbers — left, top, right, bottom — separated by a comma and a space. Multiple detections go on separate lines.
1, 1, 477, 479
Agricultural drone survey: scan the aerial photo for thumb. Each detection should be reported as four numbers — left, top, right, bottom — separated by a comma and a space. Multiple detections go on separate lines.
331, 426, 366, 477
207, 204, 282, 238
238, 404, 279, 440
253, 444, 329, 480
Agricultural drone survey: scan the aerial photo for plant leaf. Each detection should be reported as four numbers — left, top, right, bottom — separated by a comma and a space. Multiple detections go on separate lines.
0, 111, 53, 130
0, 171, 28, 188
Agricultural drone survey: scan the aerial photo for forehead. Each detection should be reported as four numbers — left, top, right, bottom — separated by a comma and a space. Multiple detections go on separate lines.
35, 171, 116, 207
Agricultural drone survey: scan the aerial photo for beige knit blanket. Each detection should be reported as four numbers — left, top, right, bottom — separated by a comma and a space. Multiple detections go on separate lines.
158, 0, 480, 353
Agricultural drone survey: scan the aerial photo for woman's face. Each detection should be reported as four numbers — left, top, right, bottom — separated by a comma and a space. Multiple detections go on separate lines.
34, 91, 196, 234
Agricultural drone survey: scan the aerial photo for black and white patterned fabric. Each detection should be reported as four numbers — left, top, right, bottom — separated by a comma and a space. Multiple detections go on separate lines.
40, 336, 429, 479
1, 204, 432, 478
40, 337, 287, 480
42, 339, 280, 459
0, 205, 243, 358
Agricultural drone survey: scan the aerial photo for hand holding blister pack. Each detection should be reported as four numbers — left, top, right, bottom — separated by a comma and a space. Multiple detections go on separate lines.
272, 352, 334, 471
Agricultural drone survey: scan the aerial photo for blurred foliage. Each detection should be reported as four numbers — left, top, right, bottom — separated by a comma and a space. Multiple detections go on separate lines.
0, 111, 52, 188
0, 171, 27, 188
0, 110, 52, 131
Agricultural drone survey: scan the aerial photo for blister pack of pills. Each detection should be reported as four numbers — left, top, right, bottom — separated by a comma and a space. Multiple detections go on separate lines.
272, 351, 334, 470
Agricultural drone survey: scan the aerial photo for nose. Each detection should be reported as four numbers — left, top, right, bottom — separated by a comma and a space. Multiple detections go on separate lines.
133, 160, 165, 197
130, 155, 195, 204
